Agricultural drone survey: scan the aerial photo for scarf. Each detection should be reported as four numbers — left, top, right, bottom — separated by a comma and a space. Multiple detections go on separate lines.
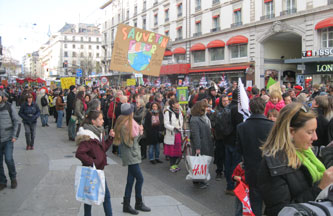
83, 123, 105, 140
296, 148, 326, 183
171, 107, 180, 119
82, 99, 87, 111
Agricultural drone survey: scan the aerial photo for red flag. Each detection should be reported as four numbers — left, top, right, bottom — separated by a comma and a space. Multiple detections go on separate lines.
234, 181, 255, 216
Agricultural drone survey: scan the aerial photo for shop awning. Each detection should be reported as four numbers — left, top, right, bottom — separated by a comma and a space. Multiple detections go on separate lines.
173, 47, 186, 54
207, 40, 225, 48
264, 0, 273, 3
189, 65, 249, 73
164, 50, 173, 56
227, 35, 248, 46
315, 17, 333, 30
160, 64, 190, 75
190, 43, 206, 51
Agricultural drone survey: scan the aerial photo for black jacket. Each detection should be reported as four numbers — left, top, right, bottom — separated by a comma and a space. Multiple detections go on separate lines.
258, 151, 321, 216
67, 91, 76, 110
237, 114, 274, 187
143, 111, 164, 145
224, 100, 243, 146
18, 102, 40, 125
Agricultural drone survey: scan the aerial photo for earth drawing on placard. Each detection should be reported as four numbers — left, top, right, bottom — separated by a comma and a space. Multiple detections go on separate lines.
128, 42, 152, 71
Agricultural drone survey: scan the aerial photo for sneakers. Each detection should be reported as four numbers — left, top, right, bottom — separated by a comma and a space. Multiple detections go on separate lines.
225, 189, 235, 196
155, 159, 163, 164
199, 182, 208, 189
169, 165, 180, 172
215, 173, 223, 181
0, 184, 6, 191
11, 179, 17, 189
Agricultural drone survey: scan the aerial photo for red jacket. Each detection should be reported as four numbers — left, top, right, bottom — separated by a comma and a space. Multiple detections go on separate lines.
75, 127, 113, 170
107, 97, 120, 119
232, 163, 246, 186
264, 100, 285, 116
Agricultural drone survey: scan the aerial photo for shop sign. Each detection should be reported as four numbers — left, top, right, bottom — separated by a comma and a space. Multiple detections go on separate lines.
302, 48, 333, 57
317, 64, 333, 72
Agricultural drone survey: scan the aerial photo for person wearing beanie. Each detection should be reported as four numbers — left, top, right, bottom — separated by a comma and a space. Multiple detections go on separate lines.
66, 85, 76, 126
112, 103, 151, 215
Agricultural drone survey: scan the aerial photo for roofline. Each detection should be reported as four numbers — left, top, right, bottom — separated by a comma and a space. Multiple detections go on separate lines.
100, 0, 113, 9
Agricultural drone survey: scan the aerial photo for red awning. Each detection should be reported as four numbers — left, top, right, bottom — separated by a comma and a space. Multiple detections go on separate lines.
212, 15, 220, 19
177, 2, 182, 6
315, 17, 333, 30
165, 30, 169, 33
176, 26, 182, 30
164, 50, 173, 56
189, 66, 248, 73
195, 20, 201, 24
207, 40, 225, 48
234, 8, 241, 12
264, 0, 273, 3
173, 47, 186, 54
37, 78, 46, 83
190, 43, 206, 51
227, 35, 248, 46
164, 8, 169, 11
160, 64, 190, 75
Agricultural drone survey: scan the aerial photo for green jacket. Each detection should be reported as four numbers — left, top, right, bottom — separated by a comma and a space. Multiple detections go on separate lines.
119, 126, 142, 166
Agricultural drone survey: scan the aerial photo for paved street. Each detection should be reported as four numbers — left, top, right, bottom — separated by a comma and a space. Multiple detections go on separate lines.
0, 115, 234, 216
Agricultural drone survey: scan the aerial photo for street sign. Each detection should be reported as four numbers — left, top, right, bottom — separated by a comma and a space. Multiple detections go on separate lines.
297, 64, 306, 71
134, 73, 143, 78
76, 69, 82, 77
101, 76, 108, 85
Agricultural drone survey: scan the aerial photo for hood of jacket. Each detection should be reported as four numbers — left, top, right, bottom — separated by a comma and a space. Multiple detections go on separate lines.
75, 126, 101, 145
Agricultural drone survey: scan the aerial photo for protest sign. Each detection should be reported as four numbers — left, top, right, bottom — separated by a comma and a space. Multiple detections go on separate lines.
60, 77, 75, 89
126, 79, 136, 86
110, 24, 169, 77
177, 87, 188, 105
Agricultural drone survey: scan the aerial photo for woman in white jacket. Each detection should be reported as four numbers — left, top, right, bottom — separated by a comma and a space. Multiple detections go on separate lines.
163, 98, 183, 172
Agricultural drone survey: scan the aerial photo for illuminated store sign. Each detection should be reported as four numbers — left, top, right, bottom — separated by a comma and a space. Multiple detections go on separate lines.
317, 64, 333, 72
302, 48, 333, 57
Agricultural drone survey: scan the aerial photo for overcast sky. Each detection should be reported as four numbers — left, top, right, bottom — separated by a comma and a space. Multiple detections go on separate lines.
0, 0, 105, 62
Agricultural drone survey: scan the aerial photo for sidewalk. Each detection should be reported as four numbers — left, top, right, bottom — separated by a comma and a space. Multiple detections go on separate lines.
0, 118, 217, 216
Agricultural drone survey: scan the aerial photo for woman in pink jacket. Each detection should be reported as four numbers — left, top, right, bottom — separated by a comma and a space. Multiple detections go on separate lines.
264, 90, 285, 116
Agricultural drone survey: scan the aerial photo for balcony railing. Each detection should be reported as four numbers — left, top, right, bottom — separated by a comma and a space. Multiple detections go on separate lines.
195, 6, 201, 11
193, 32, 202, 37
231, 22, 243, 28
153, 1, 158, 6
211, 27, 221, 32
165, 17, 169, 22
260, 13, 275, 20
175, 36, 183, 41
280, 8, 297, 16
212, 0, 220, 5
177, 12, 182, 17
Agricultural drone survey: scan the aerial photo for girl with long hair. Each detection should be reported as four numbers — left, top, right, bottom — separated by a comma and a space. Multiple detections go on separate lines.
112, 103, 150, 215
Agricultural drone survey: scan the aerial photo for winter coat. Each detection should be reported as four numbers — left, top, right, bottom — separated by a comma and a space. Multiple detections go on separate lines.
163, 108, 183, 145
320, 145, 333, 168
56, 96, 65, 111
75, 127, 112, 170
74, 99, 85, 124
0, 102, 19, 143
190, 115, 214, 156
264, 100, 285, 116
236, 114, 274, 188
224, 101, 243, 146
257, 151, 322, 216
36, 93, 49, 115
67, 91, 76, 111
18, 102, 40, 125
134, 106, 145, 125
144, 111, 164, 145
119, 126, 142, 166
328, 118, 333, 143
312, 108, 329, 147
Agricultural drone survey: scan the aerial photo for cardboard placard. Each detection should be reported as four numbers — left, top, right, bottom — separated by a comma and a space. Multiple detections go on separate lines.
60, 77, 76, 89
126, 79, 136, 86
177, 87, 188, 105
110, 24, 169, 77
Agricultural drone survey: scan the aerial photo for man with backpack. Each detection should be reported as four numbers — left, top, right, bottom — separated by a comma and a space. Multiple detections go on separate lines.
36, 88, 49, 127
211, 94, 232, 181
0, 91, 20, 190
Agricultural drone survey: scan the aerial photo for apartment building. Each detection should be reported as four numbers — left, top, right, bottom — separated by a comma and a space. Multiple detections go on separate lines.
100, 0, 333, 88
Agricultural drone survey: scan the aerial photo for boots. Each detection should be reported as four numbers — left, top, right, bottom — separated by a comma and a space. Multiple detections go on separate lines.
123, 197, 138, 215
135, 197, 151, 212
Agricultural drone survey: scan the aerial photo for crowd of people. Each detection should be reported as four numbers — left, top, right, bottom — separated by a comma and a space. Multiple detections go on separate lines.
0, 81, 333, 216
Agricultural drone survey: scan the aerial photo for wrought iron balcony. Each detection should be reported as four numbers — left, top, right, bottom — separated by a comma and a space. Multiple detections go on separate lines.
260, 13, 275, 20
210, 27, 221, 32
280, 8, 297, 16
231, 22, 242, 28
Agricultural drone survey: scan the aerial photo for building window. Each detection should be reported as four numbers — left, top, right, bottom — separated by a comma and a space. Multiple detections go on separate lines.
73, 44, 76, 49
165, 30, 169, 36
64, 44, 67, 48
142, 17, 146, 29
177, 3, 182, 17
112, 17, 114, 25
73, 52, 77, 57
89, 37, 91, 42
193, 51, 205, 63
81, 37, 83, 41
165, 9, 169, 21
111, 29, 114, 41
177, 27, 182, 39
210, 48, 224, 61
230, 44, 247, 58
80, 52, 84, 58
322, 27, 333, 48
72, 60, 76, 66
134, 20, 137, 27
134, 5, 138, 15
97, 38, 99, 42
265, 1, 274, 15
97, 53, 100, 58
72, 36, 75, 41
64, 51, 68, 57
143, 0, 146, 10
233, 9, 242, 26
89, 45, 92, 49
127, 10, 129, 19
81, 44, 84, 49
118, 14, 121, 23
195, 0, 201, 11
286, 0, 296, 11
154, 13, 158, 26
97, 45, 99, 50
175, 54, 185, 63
64, 36, 67, 41
213, 15, 220, 29
89, 53, 92, 57
195, 21, 201, 34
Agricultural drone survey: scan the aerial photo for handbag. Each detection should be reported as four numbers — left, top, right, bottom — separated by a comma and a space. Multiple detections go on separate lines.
74, 164, 105, 205
185, 154, 212, 181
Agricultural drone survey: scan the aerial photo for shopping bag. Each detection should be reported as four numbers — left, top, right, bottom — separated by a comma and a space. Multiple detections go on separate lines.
185, 154, 212, 181
234, 181, 255, 216
75, 164, 105, 205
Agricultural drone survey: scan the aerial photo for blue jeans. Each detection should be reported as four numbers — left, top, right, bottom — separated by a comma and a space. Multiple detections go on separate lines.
149, 143, 160, 160
249, 187, 263, 216
235, 197, 243, 216
24, 123, 37, 147
225, 145, 241, 190
84, 180, 112, 216
0, 141, 17, 184
57, 110, 64, 128
124, 164, 144, 199
40, 114, 48, 126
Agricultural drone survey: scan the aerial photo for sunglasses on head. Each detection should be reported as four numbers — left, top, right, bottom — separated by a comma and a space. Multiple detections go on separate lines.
290, 105, 309, 127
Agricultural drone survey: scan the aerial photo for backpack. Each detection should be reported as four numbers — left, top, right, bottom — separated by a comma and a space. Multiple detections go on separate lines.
214, 106, 233, 137
0, 102, 21, 138
41, 95, 48, 107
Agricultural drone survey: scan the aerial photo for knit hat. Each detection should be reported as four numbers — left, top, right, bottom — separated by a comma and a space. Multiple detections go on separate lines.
121, 103, 134, 116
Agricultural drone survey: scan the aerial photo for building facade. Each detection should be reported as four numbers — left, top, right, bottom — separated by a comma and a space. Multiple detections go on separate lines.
100, 0, 333, 88
39, 23, 103, 79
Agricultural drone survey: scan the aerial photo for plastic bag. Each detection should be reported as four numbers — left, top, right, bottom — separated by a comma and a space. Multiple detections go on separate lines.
185, 154, 212, 181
